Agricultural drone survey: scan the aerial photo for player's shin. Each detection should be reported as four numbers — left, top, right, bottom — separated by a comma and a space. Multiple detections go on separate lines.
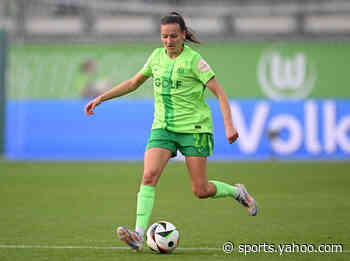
209, 180, 237, 198
135, 185, 156, 238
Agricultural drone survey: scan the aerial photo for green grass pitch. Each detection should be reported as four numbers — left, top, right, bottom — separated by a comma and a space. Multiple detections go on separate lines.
0, 161, 349, 260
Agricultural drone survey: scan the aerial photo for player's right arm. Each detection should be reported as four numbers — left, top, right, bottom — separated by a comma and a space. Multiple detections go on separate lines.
84, 72, 149, 116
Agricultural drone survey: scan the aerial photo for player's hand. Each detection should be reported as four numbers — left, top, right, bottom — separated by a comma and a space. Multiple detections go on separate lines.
84, 97, 102, 116
226, 126, 239, 144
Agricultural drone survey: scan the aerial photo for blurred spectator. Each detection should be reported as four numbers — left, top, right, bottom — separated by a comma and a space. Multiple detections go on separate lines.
75, 59, 113, 98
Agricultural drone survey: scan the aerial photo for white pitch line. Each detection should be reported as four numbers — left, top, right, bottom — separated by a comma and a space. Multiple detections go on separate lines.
0, 245, 348, 253
0, 245, 218, 251
0, 245, 129, 250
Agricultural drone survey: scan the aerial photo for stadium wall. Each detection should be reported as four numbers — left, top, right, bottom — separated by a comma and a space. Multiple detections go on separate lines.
0, 31, 7, 156
6, 42, 350, 161
5, 99, 350, 160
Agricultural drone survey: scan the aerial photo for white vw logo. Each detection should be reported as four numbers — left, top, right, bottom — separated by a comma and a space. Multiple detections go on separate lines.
258, 45, 316, 100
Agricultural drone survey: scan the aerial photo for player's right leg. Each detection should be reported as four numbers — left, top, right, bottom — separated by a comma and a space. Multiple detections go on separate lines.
117, 147, 172, 251
117, 226, 144, 251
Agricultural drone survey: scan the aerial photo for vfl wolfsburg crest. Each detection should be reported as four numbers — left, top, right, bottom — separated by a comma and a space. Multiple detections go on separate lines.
258, 44, 316, 100
177, 67, 185, 76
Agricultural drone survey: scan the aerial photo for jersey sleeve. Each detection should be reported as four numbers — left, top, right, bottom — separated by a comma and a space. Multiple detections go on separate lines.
139, 49, 156, 77
192, 55, 215, 85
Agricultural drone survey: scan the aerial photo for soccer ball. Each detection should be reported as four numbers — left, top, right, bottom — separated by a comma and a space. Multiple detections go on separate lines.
146, 221, 179, 254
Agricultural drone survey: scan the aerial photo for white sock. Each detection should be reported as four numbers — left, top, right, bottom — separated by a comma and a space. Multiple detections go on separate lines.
135, 226, 145, 239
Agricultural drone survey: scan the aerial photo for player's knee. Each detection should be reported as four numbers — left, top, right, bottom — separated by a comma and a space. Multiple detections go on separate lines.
192, 186, 210, 199
142, 168, 160, 186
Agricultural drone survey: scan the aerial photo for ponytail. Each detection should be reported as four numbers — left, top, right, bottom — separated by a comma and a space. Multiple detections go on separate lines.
160, 12, 201, 44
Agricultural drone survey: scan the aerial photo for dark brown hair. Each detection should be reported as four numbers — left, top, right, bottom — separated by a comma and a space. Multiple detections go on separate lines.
160, 12, 201, 44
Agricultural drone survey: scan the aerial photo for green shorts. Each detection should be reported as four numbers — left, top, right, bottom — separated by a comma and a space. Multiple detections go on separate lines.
146, 128, 214, 157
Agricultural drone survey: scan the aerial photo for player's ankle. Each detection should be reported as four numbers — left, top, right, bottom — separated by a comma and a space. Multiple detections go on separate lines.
135, 226, 145, 239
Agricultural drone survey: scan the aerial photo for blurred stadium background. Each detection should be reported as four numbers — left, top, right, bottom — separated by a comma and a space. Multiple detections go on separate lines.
0, 1, 349, 260
1, 0, 350, 160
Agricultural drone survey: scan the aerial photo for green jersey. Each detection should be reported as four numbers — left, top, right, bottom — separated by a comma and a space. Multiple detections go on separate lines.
140, 45, 215, 134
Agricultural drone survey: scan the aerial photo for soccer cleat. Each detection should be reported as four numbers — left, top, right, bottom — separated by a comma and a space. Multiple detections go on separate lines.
117, 226, 144, 251
234, 184, 258, 216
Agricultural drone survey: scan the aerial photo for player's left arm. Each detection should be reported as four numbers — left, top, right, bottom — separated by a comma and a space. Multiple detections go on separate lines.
206, 77, 239, 144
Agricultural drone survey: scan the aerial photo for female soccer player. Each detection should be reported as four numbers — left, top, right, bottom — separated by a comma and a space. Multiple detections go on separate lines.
84, 12, 258, 251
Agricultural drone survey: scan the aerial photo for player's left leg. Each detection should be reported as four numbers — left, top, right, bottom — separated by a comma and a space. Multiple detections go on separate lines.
181, 133, 237, 199
185, 156, 216, 198
185, 156, 234, 199
185, 156, 258, 216
179, 132, 257, 215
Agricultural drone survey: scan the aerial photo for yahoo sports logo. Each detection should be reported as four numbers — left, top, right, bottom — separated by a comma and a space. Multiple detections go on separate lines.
258, 44, 316, 100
